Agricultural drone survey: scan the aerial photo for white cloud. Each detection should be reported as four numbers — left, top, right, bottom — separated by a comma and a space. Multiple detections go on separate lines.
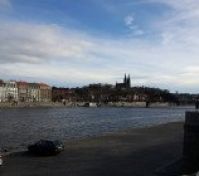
124, 15, 134, 26
124, 14, 144, 36
0, 22, 93, 64
147, 0, 199, 63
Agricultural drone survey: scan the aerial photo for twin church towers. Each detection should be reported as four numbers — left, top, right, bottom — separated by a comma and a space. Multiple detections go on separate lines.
116, 74, 131, 89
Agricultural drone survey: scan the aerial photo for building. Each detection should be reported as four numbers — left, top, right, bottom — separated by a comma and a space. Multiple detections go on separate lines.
0, 80, 18, 102
39, 83, 52, 102
0, 80, 6, 102
52, 87, 74, 102
17, 82, 51, 102
116, 74, 131, 89
28, 83, 40, 102
0, 79, 52, 103
4, 80, 18, 102
17, 81, 29, 102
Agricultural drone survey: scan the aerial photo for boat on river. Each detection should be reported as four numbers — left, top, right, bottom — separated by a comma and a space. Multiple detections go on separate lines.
83, 102, 98, 107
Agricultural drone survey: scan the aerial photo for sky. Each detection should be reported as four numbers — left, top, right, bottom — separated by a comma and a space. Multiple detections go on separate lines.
0, 0, 199, 93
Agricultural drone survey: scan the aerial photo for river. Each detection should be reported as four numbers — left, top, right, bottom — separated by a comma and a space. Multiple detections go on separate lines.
0, 106, 194, 152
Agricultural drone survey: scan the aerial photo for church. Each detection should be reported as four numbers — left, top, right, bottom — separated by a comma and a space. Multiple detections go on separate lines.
116, 74, 131, 89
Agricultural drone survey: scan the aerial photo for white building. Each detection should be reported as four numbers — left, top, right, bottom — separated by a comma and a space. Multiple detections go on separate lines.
0, 80, 6, 102
28, 83, 40, 102
4, 80, 18, 102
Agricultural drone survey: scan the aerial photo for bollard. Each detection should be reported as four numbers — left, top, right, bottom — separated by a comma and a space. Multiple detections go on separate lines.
156, 112, 199, 175
195, 100, 199, 110
183, 112, 199, 163
0, 155, 3, 166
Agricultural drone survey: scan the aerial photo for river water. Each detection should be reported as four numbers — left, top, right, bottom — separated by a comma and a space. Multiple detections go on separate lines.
0, 106, 194, 152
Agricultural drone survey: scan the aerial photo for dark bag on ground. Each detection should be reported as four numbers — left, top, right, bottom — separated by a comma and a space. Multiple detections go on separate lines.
28, 140, 64, 156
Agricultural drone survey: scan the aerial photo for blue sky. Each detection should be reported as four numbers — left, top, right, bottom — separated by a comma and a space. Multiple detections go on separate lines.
0, 0, 199, 93
2, 0, 169, 37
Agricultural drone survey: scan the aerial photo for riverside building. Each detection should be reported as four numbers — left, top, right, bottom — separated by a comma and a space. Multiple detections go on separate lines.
39, 83, 52, 102
0, 79, 52, 103
17, 81, 29, 102
0, 80, 6, 102
0, 80, 18, 102
28, 83, 40, 102
5, 80, 18, 102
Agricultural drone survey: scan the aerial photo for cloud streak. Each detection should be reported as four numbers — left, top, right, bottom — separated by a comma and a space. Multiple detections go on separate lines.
0, 22, 94, 64
124, 14, 144, 36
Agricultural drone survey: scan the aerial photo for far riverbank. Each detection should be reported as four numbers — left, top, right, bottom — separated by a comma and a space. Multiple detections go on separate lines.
0, 101, 185, 108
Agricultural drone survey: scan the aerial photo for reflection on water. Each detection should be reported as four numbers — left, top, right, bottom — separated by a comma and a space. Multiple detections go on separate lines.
0, 106, 194, 151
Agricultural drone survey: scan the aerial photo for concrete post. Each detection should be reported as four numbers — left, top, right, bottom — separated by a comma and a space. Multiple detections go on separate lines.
184, 111, 199, 163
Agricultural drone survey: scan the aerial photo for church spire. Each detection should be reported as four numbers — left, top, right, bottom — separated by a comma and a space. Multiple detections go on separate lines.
127, 74, 131, 88
124, 73, 127, 84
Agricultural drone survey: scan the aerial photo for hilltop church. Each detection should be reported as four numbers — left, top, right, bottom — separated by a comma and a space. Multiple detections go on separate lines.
116, 74, 131, 89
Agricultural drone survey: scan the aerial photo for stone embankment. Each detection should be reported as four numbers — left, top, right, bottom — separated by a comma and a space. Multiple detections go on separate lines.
0, 102, 76, 108
107, 102, 174, 108
0, 101, 175, 108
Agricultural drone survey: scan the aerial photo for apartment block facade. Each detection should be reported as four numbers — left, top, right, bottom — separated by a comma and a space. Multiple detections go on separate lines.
0, 80, 6, 102
17, 81, 29, 102
0, 80, 51, 103
39, 83, 52, 102
0, 80, 18, 102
